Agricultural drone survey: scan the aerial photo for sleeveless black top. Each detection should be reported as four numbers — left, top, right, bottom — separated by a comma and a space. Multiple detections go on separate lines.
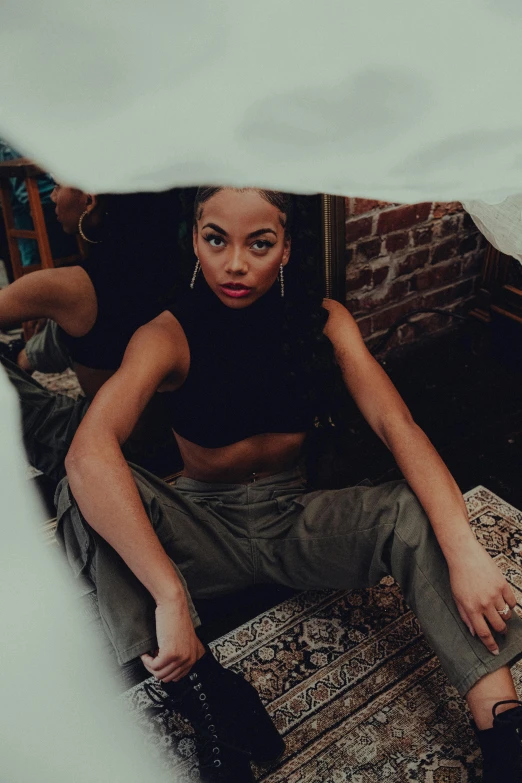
164, 282, 317, 448
59, 238, 178, 370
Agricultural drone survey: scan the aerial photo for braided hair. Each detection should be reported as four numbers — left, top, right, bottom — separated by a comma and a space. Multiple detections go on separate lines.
194, 187, 338, 424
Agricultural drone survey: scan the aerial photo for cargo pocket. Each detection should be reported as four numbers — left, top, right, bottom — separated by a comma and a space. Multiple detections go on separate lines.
54, 478, 95, 581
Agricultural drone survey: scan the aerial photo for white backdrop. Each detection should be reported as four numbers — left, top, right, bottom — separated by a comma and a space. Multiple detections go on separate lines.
2, 1, 522, 779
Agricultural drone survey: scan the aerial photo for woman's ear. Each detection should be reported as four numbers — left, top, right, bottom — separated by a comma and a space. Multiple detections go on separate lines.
281, 237, 291, 266
84, 194, 98, 213
192, 225, 198, 258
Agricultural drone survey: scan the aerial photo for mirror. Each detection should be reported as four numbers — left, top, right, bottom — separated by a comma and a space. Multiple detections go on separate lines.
0, 184, 347, 484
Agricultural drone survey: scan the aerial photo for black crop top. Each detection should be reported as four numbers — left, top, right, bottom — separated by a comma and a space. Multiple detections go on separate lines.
59, 238, 177, 370
164, 282, 317, 448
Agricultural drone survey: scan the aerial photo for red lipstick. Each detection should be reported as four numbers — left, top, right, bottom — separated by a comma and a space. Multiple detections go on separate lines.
219, 282, 252, 298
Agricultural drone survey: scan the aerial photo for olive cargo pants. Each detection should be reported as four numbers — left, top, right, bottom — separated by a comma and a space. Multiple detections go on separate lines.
55, 465, 522, 696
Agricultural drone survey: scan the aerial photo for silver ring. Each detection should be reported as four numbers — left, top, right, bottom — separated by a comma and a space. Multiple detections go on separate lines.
498, 604, 511, 617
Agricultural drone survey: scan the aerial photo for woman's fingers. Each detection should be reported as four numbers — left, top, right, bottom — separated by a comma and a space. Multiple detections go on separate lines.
455, 600, 475, 636
470, 614, 500, 654
502, 584, 517, 610
141, 650, 193, 681
485, 605, 508, 635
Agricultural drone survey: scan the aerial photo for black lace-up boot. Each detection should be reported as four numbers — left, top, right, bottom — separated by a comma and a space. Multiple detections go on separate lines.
473, 700, 522, 782
144, 650, 285, 782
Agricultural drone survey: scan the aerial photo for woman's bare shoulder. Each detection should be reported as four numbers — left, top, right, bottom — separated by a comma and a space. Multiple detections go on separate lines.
122, 309, 190, 384
321, 298, 357, 331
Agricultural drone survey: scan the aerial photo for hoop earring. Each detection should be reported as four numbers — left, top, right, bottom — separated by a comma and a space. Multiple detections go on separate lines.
78, 210, 101, 244
279, 264, 285, 298
190, 259, 201, 289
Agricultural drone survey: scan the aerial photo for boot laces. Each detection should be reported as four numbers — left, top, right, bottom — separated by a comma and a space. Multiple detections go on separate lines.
142, 676, 247, 780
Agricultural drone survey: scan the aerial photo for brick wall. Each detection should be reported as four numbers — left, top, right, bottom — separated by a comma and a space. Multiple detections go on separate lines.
344, 199, 487, 351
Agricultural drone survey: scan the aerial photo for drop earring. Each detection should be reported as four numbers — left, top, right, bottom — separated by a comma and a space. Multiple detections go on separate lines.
279, 264, 285, 298
190, 259, 200, 289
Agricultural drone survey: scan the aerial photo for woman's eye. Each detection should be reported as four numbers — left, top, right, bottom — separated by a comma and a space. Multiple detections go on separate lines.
203, 234, 225, 248
252, 239, 275, 251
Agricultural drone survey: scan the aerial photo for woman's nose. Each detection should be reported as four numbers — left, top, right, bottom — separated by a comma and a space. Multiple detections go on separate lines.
225, 248, 248, 274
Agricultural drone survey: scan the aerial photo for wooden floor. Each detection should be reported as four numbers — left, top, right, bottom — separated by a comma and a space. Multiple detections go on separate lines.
31, 312, 522, 671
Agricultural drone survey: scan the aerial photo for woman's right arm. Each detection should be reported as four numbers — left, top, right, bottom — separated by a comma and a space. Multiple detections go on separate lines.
64, 311, 196, 680
65, 311, 189, 604
0, 267, 96, 335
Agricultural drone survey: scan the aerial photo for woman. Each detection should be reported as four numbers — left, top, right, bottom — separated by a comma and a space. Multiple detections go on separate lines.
56, 187, 522, 782
0, 185, 181, 479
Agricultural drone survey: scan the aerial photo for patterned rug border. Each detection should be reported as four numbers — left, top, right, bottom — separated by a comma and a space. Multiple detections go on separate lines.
117, 485, 522, 782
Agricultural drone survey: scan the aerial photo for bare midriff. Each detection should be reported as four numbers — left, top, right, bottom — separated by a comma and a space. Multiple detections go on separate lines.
174, 430, 307, 483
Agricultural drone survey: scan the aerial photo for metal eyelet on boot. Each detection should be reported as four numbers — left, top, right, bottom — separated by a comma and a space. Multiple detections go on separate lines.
193, 682, 203, 692
199, 693, 207, 701
212, 747, 220, 755
189, 673, 199, 682
213, 759, 222, 768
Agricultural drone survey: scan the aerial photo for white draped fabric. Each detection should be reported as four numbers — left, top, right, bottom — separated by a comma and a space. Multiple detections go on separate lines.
0, 374, 159, 782
2, 2, 522, 779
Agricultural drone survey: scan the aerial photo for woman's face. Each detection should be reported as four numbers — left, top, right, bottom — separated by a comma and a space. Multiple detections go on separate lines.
193, 189, 291, 309
50, 185, 90, 234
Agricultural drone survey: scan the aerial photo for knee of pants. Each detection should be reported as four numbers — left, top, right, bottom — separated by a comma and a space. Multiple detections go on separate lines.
389, 481, 435, 554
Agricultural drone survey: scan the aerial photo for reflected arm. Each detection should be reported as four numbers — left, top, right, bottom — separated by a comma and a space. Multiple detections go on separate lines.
0, 267, 96, 336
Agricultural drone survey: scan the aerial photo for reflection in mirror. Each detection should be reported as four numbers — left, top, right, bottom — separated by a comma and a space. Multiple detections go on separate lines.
0, 185, 344, 485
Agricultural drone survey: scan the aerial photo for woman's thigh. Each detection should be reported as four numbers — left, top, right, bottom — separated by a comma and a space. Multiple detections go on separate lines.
55, 464, 257, 601
255, 479, 431, 590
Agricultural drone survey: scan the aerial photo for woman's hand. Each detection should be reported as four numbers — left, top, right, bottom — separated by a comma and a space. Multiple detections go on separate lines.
141, 597, 201, 683
448, 539, 517, 654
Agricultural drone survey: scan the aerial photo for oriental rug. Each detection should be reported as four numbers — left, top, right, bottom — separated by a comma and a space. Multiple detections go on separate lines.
120, 486, 522, 782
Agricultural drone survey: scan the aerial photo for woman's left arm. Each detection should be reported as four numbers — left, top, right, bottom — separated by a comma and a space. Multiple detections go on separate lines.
323, 299, 516, 651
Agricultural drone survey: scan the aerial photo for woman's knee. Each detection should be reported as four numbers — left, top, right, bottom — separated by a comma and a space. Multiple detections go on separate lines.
391, 481, 433, 548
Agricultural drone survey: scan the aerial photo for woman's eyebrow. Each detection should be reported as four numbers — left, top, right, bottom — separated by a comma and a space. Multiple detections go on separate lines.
247, 228, 277, 239
202, 222, 227, 235
202, 224, 277, 239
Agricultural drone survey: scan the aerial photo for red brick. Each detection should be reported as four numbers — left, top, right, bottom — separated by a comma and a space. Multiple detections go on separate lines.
370, 298, 418, 332
439, 214, 462, 237
412, 260, 461, 292
458, 235, 477, 255
351, 198, 393, 216
412, 226, 433, 247
430, 236, 459, 265
397, 249, 429, 277
421, 279, 473, 309
345, 266, 372, 292
432, 202, 462, 219
354, 315, 372, 338
462, 253, 483, 277
345, 292, 368, 315
365, 332, 387, 352
385, 231, 409, 254
357, 237, 382, 262
372, 264, 390, 286
346, 216, 373, 245
377, 203, 431, 235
